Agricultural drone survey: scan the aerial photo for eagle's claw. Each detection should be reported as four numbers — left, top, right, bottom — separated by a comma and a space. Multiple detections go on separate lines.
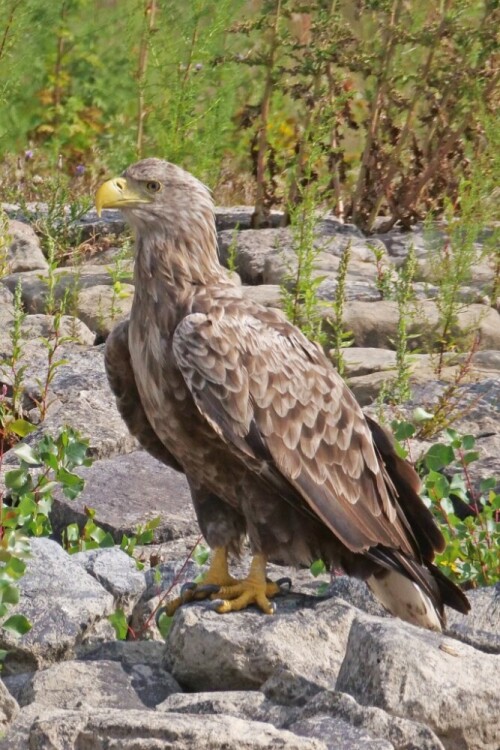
196, 583, 221, 595
180, 582, 198, 596
276, 577, 292, 593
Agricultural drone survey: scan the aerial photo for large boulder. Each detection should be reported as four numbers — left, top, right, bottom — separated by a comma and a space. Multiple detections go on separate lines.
165, 597, 357, 692
336, 614, 500, 750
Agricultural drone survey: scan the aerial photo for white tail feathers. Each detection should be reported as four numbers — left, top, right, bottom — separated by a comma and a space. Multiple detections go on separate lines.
367, 570, 443, 631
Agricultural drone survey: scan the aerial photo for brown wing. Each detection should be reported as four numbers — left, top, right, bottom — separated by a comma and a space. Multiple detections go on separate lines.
105, 320, 183, 472
172, 306, 425, 557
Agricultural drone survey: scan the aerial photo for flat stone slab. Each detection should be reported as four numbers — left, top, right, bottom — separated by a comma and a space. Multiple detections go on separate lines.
1, 707, 327, 750
51, 449, 196, 544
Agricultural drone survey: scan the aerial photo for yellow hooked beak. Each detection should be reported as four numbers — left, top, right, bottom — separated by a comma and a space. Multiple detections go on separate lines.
95, 177, 151, 216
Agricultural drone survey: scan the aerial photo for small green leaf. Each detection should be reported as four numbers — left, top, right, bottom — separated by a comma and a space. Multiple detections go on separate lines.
64, 523, 80, 543
90, 528, 115, 548
310, 559, 327, 577
193, 544, 210, 567
412, 407, 433, 422
425, 444, 455, 471
156, 610, 173, 639
2, 614, 32, 636
462, 451, 479, 465
391, 420, 415, 441
13, 444, 39, 465
5, 557, 27, 579
9, 419, 37, 438
5, 468, 29, 491
462, 435, 475, 450
108, 609, 128, 640
0, 583, 19, 605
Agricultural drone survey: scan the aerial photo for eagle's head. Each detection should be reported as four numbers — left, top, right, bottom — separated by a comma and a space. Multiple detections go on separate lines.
95, 158, 220, 282
95, 158, 213, 235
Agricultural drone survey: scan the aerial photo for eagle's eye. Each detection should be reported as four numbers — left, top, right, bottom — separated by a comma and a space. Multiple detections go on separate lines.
146, 180, 162, 193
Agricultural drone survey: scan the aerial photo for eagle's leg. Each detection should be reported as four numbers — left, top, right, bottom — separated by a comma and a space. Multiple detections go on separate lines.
164, 546, 237, 616
164, 549, 290, 616
211, 553, 287, 615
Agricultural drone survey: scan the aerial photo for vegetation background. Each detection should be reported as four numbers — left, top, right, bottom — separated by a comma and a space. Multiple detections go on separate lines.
0, 0, 498, 229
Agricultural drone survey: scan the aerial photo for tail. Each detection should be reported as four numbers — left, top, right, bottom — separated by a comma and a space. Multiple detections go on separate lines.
364, 416, 470, 630
366, 548, 470, 631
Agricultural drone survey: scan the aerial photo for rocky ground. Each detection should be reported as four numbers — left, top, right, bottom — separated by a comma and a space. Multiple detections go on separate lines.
0, 204, 499, 749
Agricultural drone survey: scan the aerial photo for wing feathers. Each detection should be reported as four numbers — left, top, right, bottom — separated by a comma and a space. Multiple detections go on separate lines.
173, 306, 437, 560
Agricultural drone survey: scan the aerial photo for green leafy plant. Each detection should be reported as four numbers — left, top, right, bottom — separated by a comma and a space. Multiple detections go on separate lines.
392, 419, 499, 587
328, 240, 353, 377
0, 426, 92, 644
0, 280, 27, 422
281, 178, 328, 347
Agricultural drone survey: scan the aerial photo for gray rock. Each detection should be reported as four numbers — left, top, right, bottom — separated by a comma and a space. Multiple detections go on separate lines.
337, 614, 500, 750
290, 715, 394, 750
51, 450, 196, 544
76, 640, 181, 707
17, 659, 147, 710
166, 597, 357, 692
215, 206, 286, 231
0, 678, 19, 733
317, 276, 382, 302
260, 668, 326, 707
340, 349, 398, 377
2, 264, 132, 315
298, 690, 445, 750
0, 282, 14, 316
72, 548, 147, 615
376, 225, 432, 260
5, 219, 48, 273
76, 283, 134, 338
4, 708, 327, 749
2, 344, 137, 459
263, 245, 379, 289
72, 208, 129, 240
446, 583, 499, 654
325, 577, 387, 619
0, 314, 95, 356
242, 283, 282, 308
0, 702, 46, 750
1, 672, 31, 704
406, 378, 500, 437
470, 350, 500, 371
218, 224, 375, 287
157, 690, 293, 728
339, 300, 500, 351
218, 227, 293, 284
0, 538, 115, 674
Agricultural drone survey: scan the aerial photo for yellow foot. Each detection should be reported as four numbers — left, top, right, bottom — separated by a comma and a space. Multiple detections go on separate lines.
163, 548, 291, 617
211, 576, 286, 615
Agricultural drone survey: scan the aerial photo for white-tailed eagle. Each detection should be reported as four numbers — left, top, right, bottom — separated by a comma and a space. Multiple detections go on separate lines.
95, 159, 469, 630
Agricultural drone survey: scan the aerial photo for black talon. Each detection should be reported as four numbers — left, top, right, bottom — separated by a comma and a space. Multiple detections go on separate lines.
269, 600, 277, 614
196, 584, 221, 595
277, 577, 292, 593
180, 581, 198, 596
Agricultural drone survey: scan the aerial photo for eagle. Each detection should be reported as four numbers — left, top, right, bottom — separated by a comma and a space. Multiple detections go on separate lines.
95, 158, 469, 631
